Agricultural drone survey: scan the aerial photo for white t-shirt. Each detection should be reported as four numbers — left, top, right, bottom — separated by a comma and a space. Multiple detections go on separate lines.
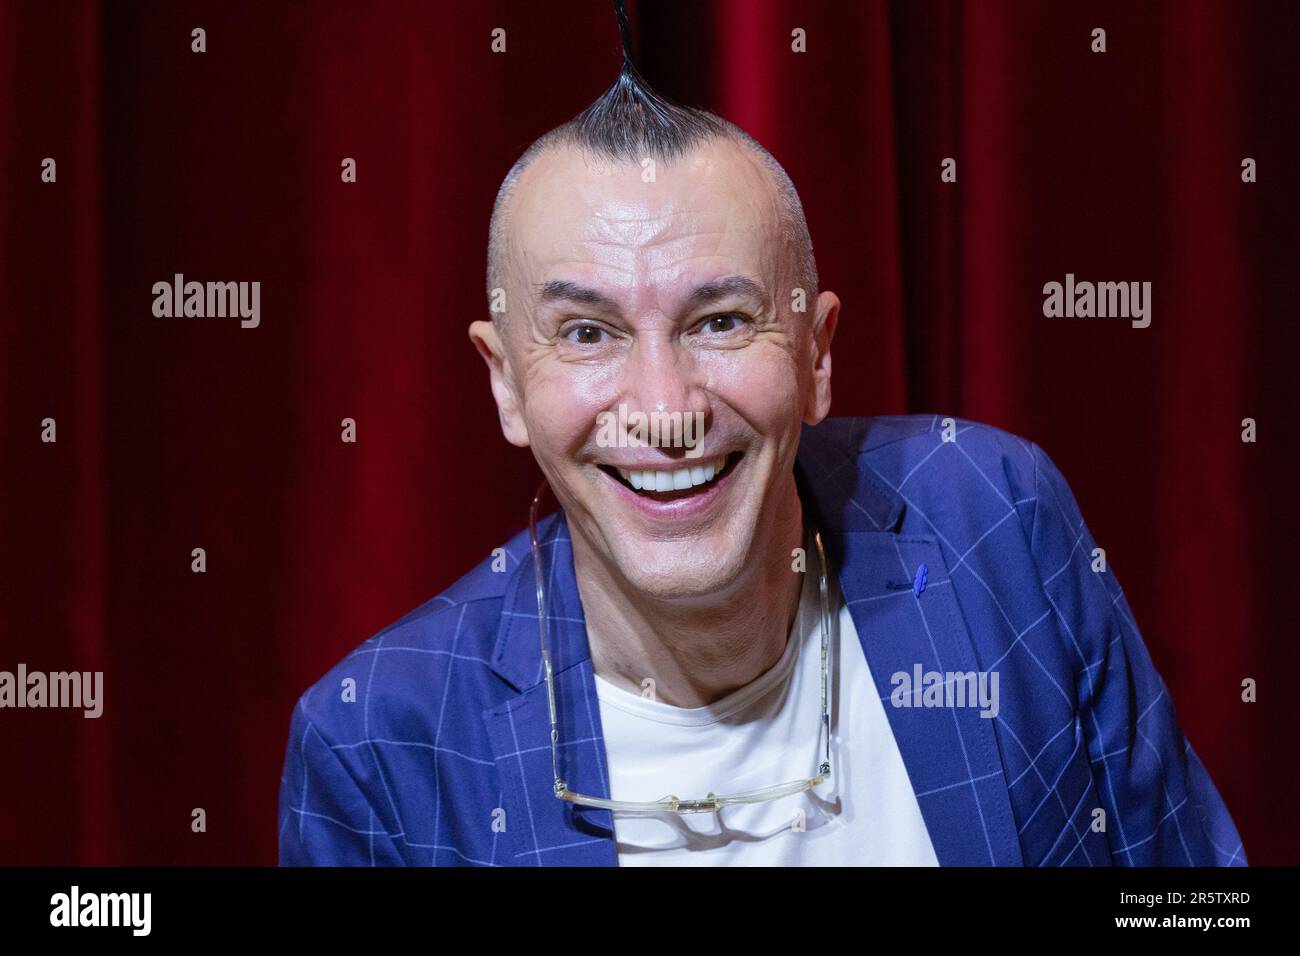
593, 536, 940, 866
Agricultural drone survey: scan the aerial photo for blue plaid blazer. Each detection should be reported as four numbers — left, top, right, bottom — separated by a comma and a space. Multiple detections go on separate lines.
278, 415, 1246, 866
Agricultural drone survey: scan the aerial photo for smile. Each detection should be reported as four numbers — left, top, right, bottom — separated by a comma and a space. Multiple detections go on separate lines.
616, 454, 727, 492
599, 452, 742, 503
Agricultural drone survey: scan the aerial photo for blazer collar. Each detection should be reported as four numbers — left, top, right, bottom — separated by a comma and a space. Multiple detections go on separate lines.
792, 418, 906, 534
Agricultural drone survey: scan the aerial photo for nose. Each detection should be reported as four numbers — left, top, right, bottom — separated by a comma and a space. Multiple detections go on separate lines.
617, 333, 711, 456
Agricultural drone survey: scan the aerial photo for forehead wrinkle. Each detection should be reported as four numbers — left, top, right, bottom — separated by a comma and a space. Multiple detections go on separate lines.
507, 141, 794, 314
585, 207, 684, 252
589, 205, 690, 226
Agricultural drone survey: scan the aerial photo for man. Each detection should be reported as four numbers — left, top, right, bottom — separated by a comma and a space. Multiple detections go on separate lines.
278, 59, 1245, 867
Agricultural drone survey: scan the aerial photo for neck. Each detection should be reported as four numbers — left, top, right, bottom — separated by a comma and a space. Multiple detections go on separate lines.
573, 484, 807, 709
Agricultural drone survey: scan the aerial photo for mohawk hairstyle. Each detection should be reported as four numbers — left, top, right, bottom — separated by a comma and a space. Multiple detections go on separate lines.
569, 0, 729, 160
486, 0, 818, 320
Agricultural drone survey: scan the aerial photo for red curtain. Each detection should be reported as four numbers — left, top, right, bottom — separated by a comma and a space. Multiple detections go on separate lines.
1, 0, 1293, 865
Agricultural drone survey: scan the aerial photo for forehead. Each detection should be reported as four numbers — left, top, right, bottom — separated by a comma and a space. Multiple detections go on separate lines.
506, 138, 786, 297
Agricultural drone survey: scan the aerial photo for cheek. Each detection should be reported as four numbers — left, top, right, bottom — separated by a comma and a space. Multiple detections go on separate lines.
524, 362, 617, 455
699, 344, 803, 425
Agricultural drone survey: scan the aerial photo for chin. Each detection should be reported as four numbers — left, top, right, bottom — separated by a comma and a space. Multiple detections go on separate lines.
607, 535, 754, 603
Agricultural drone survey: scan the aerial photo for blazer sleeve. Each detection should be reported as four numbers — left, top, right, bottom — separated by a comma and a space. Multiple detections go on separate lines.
278, 698, 406, 866
1027, 441, 1246, 866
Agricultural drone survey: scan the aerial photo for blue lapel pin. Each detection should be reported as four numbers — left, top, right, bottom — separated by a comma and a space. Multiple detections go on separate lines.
912, 562, 929, 597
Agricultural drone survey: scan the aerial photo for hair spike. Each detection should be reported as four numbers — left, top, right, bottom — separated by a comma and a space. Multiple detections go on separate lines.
613, 0, 636, 71
544, 0, 725, 161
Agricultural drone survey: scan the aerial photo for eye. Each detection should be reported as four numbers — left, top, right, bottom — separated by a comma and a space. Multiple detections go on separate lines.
699, 313, 748, 335
564, 324, 607, 345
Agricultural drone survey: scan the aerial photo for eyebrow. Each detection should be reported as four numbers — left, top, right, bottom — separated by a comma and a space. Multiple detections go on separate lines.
535, 275, 767, 313
536, 280, 619, 311
684, 275, 767, 310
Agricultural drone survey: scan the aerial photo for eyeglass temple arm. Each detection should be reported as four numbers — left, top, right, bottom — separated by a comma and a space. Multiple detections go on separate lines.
529, 479, 569, 794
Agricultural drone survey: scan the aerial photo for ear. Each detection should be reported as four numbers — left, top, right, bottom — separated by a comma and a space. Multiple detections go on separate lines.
468, 320, 530, 448
804, 290, 840, 425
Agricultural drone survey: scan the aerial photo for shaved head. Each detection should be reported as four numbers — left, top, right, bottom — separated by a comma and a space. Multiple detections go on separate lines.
485, 65, 818, 325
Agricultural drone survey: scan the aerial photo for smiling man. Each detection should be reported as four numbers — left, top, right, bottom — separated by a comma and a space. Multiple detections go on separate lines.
278, 58, 1246, 867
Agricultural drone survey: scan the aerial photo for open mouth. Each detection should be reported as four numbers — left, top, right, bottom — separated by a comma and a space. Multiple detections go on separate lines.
599, 452, 742, 503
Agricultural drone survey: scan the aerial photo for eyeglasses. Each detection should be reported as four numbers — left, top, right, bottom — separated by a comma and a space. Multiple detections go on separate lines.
528, 479, 834, 815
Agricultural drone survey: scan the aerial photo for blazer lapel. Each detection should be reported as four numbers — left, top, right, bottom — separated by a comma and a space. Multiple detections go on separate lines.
831, 531, 1024, 865
796, 422, 1024, 866
481, 513, 618, 866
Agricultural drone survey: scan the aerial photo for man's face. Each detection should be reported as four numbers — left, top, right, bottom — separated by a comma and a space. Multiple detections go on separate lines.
471, 138, 837, 602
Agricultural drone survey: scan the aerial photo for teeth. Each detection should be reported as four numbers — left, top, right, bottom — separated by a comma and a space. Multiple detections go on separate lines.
616, 456, 728, 493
